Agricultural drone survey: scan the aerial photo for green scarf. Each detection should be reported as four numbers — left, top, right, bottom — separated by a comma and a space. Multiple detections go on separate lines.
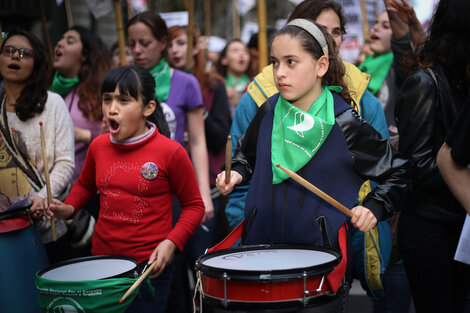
226, 74, 249, 95
49, 71, 79, 97
358, 52, 393, 95
149, 59, 171, 102
271, 86, 341, 184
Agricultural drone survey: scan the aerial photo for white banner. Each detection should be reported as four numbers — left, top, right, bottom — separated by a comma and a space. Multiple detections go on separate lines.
160, 11, 189, 28
238, 0, 256, 16
85, 0, 113, 19
129, 0, 147, 15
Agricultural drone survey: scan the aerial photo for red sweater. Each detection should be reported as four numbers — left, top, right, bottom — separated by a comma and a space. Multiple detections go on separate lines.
65, 128, 204, 263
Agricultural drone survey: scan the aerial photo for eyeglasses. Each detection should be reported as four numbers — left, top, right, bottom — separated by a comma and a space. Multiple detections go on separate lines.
1, 45, 34, 59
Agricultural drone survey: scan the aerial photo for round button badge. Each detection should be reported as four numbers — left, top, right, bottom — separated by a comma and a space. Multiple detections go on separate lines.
141, 162, 158, 180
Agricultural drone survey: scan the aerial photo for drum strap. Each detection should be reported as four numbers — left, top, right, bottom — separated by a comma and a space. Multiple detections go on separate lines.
325, 223, 348, 293
206, 220, 244, 253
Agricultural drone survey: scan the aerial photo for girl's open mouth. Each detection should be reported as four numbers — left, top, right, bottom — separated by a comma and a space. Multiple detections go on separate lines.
108, 119, 120, 134
7, 64, 20, 70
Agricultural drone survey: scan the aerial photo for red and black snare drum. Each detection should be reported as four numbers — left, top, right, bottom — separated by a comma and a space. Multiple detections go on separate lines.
196, 244, 341, 310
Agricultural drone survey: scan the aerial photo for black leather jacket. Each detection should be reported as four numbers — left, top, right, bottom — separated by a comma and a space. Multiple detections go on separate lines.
232, 94, 411, 221
395, 66, 468, 224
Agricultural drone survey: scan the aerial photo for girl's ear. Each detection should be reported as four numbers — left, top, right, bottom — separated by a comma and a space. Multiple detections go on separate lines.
143, 100, 157, 118
316, 55, 329, 78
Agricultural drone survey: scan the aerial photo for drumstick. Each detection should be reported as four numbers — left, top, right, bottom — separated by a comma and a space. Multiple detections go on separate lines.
39, 122, 57, 241
225, 135, 232, 184
275, 163, 353, 218
119, 262, 157, 303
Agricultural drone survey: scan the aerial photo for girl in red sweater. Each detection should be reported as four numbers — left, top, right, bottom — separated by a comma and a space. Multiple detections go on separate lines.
35, 65, 205, 313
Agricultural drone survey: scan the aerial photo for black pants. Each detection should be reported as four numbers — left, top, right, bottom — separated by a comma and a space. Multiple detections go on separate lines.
398, 213, 470, 313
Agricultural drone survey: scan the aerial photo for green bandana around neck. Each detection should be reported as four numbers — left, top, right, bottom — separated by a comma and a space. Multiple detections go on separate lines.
358, 52, 393, 95
149, 59, 171, 102
271, 86, 341, 184
50, 71, 79, 97
226, 74, 250, 95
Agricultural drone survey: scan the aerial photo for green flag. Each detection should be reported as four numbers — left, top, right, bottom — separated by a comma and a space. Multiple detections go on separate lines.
36, 274, 143, 313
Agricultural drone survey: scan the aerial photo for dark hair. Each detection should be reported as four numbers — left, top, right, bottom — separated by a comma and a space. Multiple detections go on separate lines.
215, 39, 248, 78
101, 65, 170, 137
288, 0, 347, 36
167, 25, 225, 92
0, 29, 50, 121
270, 23, 353, 106
126, 11, 169, 57
247, 28, 277, 50
418, 0, 470, 87
70, 26, 110, 121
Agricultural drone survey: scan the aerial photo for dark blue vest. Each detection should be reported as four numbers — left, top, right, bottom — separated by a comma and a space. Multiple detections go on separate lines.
244, 93, 363, 248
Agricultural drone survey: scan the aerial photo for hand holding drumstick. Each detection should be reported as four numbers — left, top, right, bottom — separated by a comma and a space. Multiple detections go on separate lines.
119, 239, 177, 303
39, 121, 57, 241
277, 163, 377, 232
216, 136, 243, 195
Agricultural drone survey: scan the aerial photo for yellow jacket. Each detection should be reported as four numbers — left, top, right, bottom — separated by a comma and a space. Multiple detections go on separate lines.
246, 61, 370, 115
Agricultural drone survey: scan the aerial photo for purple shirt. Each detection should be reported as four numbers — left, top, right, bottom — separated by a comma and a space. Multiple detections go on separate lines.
160, 69, 203, 145
65, 87, 102, 184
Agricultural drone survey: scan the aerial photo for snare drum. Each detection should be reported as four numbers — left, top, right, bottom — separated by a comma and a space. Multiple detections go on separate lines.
38, 255, 138, 281
196, 245, 341, 310
37, 255, 139, 313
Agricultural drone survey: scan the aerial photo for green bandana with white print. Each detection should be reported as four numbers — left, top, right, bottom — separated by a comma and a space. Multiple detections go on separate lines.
271, 86, 342, 184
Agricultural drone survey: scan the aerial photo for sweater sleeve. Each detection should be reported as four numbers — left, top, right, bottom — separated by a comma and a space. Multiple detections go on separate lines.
360, 90, 390, 140
64, 140, 98, 211
36, 92, 75, 198
204, 81, 232, 152
166, 145, 205, 251
230, 92, 259, 153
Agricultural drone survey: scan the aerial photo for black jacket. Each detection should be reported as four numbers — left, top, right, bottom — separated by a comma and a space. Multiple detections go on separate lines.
395, 66, 468, 224
232, 93, 411, 221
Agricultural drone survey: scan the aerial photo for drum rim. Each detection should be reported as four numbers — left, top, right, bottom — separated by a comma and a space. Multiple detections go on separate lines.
196, 244, 341, 281
37, 255, 138, 280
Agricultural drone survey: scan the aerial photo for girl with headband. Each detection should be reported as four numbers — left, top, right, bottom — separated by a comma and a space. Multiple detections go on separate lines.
216, 19, 409, 310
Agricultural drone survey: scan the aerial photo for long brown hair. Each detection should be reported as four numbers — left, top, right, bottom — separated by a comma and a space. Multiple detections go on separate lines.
0, 29, 51, 121
127, 11, 169, 58
168, 25, 224, 92
270, 22, 353, 106
72, 26, 110, 121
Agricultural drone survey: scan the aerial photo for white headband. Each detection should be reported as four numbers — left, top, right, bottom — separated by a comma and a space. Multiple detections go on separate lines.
286, 18, 329, 58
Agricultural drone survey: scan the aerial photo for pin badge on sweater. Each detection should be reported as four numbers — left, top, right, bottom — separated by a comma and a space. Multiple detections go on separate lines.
141, 162, 158, 180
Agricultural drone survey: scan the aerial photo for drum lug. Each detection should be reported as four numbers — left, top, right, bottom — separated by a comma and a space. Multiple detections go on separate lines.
303, 271, 326, 306
223, 272, 228, 308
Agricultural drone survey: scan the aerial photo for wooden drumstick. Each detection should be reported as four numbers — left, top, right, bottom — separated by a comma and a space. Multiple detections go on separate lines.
275, 163, 353, 218
225, 135, 232, 184
39, 122, 57, 241
119, 262, 157, 303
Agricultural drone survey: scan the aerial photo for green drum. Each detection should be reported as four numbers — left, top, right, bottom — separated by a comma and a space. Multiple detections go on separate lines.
36, 255, 142, 313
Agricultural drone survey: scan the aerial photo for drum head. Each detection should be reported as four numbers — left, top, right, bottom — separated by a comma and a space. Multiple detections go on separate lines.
38, 255, 138, 281
197, 244, 340, 281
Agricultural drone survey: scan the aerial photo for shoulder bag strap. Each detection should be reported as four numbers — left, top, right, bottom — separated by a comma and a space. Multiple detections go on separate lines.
0, 94, 44, 191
